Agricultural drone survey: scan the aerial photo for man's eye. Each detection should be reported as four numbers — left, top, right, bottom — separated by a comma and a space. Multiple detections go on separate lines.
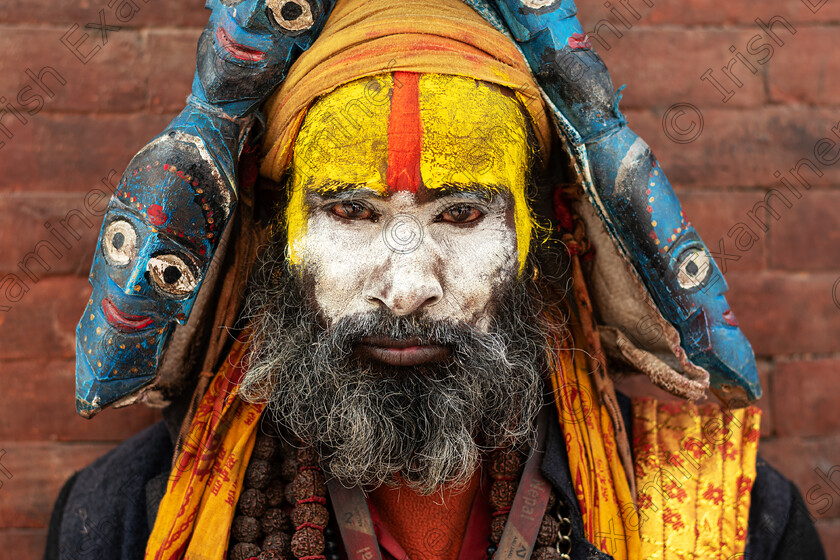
439, 205, 483, 224
331, 202, 374, 220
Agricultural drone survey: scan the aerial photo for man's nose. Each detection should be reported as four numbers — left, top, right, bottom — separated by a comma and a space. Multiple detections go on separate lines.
364, 254, 443, 316
231, 0, 268, 30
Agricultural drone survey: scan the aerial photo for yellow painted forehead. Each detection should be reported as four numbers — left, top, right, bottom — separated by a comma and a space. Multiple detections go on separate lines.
287, 73, 536, 270
292, 74, 392, 190
418, 74, 530, 192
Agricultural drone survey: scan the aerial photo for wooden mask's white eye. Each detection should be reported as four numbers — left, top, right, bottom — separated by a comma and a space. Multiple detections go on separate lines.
267, 0, 314, 32
103, 220, 137, 267
520, 0, 560, 8
675, 247, 712, 290
147, 254, 199, 297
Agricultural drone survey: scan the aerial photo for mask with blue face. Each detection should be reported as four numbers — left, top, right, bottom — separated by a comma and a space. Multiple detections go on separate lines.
75, 0, 335, 417
470, 0, 761, 405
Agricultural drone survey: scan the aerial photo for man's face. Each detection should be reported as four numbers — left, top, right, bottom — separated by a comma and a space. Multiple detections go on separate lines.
286, 73, 536, 339
241, 73, 545, 493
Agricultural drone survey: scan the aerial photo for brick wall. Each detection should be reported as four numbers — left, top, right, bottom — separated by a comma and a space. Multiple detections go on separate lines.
0, 0, 837, 557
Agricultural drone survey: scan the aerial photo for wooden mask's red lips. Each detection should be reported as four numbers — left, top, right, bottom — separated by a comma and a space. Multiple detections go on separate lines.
358, 336, 450, 367
102, 298, 154, 332
216, 26, 267, 62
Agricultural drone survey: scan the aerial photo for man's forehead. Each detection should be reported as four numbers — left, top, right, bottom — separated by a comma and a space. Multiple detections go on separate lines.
291, 72, 531, 197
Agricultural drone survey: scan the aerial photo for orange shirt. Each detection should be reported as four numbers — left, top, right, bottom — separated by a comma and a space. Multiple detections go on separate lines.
367, 469, 492, 560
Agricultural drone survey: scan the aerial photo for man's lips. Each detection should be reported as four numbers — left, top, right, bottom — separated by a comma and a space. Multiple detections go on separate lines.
102, 298, 154, 332
216, 26, 266, 62
358, 336, 450, 367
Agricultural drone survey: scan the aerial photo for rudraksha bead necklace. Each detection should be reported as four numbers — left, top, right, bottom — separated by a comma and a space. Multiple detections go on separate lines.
228, 428, 571, 560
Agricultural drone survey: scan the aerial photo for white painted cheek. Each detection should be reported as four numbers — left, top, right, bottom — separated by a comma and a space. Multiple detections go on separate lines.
428, 214, 518, 326
301, 213, 382, 323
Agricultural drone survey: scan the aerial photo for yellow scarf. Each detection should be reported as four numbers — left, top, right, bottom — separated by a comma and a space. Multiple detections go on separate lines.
632, 399, 761, 559
544, 308, 641, 560
145, 341, 263, 560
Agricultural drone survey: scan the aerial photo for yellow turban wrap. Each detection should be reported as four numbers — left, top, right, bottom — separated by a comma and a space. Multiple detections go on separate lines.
259, 0, 552, 181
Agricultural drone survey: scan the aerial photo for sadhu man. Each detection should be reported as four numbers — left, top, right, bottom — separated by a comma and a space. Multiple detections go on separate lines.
46, 0, 825, 558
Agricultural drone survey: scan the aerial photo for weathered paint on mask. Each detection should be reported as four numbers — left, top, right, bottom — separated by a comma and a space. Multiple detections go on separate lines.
75, 0, 337, 417
475, 0, 761, 403
286, 73, 536, 273
197, 0, 334, 114
76, 137, 226, 415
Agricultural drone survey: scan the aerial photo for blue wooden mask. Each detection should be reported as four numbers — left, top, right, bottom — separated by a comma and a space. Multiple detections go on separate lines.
75, 0, 335, 418
76, 136, 232, 416
196, 0, 331, 113
467, 0, 761, 404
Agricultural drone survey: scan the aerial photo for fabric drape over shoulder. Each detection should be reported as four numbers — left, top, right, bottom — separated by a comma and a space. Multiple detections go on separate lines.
259, 0, 553, 182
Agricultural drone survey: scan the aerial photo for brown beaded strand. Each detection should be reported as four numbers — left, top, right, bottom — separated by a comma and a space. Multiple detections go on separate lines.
290, 447, 329, 560
487, 448, 525, 558
228, 427, 296, 560
229, 430, 569, 560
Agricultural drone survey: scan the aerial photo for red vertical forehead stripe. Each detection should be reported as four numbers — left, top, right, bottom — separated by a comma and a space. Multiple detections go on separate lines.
386, 72, 423, 193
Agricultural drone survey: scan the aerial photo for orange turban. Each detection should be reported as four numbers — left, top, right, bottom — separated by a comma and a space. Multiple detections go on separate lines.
259, 0, 552, 181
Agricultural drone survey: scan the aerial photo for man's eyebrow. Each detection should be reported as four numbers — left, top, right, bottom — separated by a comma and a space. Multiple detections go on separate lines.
306, 180, 383, 200
434, 183, 503, 202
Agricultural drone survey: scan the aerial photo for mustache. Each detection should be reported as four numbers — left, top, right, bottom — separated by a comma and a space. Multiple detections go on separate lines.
327, 310, 482, 349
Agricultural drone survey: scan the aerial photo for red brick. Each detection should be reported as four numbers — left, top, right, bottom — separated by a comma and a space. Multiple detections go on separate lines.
767, 190, 840, 272
147, 29, 203, 114
0, 276, 89, 360
0, 442, 118, 528
578, 0, 840, 27
0, 113, 173, 193
0, 192, 101, 277
815, 519, 840, 560
594, 28, 765, 110
758, 434, 840, 520
725, 272, 840, 356
0, 528, 48, 558
772, 358, 840, 438
0, 27, 146, 114
755, 361, 773, 437
768, 27, 840, 106
0, 359, 161, 442
624, 107, 840, 190
0, 1, 208, 28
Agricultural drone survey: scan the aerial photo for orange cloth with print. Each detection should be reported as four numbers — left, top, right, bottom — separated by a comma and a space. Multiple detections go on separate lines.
632, 398, 761, 559
543, 307, 641, 560
369, 471, 482, 560
145, 341, 264, 560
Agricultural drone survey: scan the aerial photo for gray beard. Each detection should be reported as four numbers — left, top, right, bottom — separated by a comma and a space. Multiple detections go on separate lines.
240, 248, 548, 495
